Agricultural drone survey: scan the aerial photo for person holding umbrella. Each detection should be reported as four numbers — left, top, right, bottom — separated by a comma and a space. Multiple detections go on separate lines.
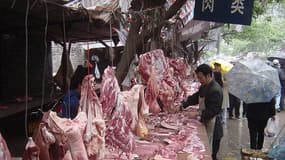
244, 98, 276, 149
228, 93, 241, 119
181, 64, 223, 160
225, 59, 279, 150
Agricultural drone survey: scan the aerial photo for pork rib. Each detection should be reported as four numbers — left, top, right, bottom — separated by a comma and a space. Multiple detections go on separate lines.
100, 66, 120, 119
106, 93, 136, 154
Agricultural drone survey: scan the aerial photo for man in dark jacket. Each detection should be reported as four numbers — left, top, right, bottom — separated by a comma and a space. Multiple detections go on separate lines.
245, 98, 276, 149
181, 64, 223, 160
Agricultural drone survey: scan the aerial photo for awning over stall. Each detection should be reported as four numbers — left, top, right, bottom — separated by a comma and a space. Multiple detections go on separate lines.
179, 20, 210, 41
0, 0, 121, 42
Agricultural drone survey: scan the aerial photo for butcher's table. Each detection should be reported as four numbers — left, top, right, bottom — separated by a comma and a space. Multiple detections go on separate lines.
106, 111, 212, 160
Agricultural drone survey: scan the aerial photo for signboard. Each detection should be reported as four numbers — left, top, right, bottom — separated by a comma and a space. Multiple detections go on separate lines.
193, 0, 254, 25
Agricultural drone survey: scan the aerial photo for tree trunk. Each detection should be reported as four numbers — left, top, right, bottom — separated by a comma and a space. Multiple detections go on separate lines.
115, 0, 187, 84
115, 13, 142, 84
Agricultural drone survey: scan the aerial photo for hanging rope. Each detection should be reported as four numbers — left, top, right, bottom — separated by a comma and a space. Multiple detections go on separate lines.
10, 0, 17, 8
87, 18, 91, 75
141, 24, 145, 53
61, 10, 71, 119
40, 1, 49, 111
109, 18, 114, 67
24, 0, 30, 139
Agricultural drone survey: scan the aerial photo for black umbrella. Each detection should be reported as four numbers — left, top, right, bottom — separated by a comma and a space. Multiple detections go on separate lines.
268, 51, 285, 66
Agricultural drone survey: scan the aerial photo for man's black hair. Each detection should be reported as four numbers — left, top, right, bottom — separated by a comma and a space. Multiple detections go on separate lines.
70, 65, 88, 89
195, 64, 213, 76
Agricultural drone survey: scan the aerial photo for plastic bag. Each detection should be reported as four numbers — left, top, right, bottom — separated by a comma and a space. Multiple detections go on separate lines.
136, 116, 148, 138
264, 118, 277, 137
94, 63, 101, 79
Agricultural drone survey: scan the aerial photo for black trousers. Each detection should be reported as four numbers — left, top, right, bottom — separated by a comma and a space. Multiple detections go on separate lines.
247, 119, 268, 149
242, 102, 247, 117
229, 93, 241, 118
212, 139, 221, 160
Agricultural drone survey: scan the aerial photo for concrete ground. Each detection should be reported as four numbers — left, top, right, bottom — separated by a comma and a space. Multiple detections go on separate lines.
218, 110, 285, 160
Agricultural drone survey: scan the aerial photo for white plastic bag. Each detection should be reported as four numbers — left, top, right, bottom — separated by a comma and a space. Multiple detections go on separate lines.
264, 118, 277, 137
94, 63, 101, 79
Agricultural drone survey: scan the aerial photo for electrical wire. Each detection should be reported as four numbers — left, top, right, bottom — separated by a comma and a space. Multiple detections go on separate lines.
40, 0, 49, 110
24, 0, 30, 139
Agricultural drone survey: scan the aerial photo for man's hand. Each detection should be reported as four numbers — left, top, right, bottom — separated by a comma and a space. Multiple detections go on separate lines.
180, 100, 185, 111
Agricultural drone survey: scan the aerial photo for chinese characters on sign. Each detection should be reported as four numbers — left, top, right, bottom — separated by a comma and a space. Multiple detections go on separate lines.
231, 0, 245, 14
202, 0, 214, 12
194, 0, 254, 25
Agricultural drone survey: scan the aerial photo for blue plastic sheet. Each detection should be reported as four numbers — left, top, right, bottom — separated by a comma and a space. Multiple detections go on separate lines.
268, 136, 285, 160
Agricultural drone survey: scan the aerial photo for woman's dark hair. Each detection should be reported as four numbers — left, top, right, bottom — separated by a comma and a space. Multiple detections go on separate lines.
70, 65, 88, 89
214, 62, 221, 67
195, 64, 213, 76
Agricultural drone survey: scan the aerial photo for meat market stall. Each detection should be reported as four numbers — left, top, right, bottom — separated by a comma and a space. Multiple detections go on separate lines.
103, 49, 212, 159
0, 49, 212, 159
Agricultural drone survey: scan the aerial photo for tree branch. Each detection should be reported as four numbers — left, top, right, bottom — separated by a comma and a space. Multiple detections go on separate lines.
137, 0, 187, 51
165, 0, 187, 20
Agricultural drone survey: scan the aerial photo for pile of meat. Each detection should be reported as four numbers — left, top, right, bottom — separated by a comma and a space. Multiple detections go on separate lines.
138, 49, 194, 113
104, 111, 208, 160
24, 67, 149, 159
20, 49, 206, 160
146, 112, 208, 159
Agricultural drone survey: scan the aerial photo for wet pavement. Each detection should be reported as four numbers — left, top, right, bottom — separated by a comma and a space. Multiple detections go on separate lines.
218, 110, 285, 160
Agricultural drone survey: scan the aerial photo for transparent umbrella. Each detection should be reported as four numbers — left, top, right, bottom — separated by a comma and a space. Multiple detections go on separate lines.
225, 59, 281, 104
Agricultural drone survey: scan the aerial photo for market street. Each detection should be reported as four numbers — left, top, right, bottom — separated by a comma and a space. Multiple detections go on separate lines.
219, 110, 285, 160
